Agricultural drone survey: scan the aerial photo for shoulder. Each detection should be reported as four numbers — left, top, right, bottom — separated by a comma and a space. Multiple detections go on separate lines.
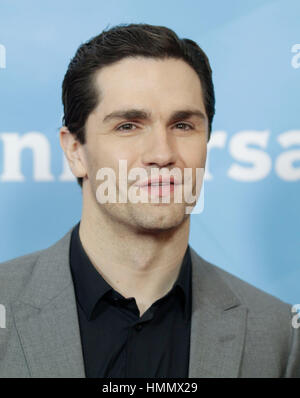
0, 250, 42, 303
190, 248, 299, 374
0, 227, 74, 304
190, 247, 292, 316
190, 249, 300, 377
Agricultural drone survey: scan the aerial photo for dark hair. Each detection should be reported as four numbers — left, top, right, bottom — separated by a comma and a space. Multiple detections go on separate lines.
62, 23, 215, 187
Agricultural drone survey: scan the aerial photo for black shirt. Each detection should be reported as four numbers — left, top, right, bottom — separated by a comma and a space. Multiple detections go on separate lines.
69, 222, 192, 378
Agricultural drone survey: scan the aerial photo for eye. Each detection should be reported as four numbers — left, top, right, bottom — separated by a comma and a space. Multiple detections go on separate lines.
116, 123, 137, 131
174, 122, 193, 130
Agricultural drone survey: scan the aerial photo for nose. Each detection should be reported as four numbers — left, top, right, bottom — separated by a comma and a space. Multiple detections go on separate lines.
141, 126, 177, 168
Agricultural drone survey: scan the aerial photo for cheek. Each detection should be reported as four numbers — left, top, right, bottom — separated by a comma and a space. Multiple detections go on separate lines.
86, 139, 136, 173
181, 140, 207, 168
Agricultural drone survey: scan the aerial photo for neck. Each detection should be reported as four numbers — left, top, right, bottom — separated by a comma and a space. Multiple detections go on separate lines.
78, 188, 190, 316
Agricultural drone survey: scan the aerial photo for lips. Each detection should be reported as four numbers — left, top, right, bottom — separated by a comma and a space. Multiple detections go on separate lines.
148, 182, 173, 186
132, 175, 181, 198
135, 175, 180, 188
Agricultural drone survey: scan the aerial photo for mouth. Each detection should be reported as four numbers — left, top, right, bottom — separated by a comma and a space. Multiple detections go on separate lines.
132, 175, 182, 199
137, 175, 179, 187
147, 181, 174, 186
139, 181, 176, 198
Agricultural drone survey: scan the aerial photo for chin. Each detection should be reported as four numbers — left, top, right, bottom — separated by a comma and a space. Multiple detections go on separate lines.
130, 204, 188, 232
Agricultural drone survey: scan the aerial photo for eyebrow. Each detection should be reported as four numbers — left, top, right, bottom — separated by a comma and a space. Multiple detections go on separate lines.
102, 108, 206, 124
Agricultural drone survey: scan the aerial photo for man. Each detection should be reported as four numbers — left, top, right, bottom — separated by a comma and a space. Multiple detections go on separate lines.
0, 23, 299, 378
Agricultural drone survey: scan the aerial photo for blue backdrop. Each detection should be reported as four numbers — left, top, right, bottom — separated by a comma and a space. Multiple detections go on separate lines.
0, 0, 299, 305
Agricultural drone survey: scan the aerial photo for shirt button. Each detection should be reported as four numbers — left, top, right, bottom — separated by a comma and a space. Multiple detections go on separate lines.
135, 324, 143, 331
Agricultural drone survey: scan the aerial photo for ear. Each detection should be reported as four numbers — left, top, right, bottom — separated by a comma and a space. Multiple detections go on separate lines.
59, 126, 87, 179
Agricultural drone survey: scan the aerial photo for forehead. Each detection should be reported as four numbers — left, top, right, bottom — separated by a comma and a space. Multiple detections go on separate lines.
92, 56, 205, 115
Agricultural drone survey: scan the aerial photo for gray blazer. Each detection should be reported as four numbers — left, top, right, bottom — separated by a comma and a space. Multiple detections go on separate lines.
0, 226, 299, 378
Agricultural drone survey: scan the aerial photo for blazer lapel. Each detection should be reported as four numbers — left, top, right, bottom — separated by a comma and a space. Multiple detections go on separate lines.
12, 228, 86, 378
188, 248, 248, 378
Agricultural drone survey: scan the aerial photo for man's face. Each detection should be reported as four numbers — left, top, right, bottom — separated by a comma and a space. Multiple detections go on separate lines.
80, 56, 208, 232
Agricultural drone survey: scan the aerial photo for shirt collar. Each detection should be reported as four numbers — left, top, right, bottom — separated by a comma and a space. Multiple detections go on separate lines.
172, 243, 192, 321
70, 222, 112, 320
70, 221, 192, 321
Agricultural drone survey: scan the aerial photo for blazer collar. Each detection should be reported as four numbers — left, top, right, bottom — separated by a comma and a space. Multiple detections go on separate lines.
15, 228, 75, 309
12, 226, 247, 378
188, 247, 247, 377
